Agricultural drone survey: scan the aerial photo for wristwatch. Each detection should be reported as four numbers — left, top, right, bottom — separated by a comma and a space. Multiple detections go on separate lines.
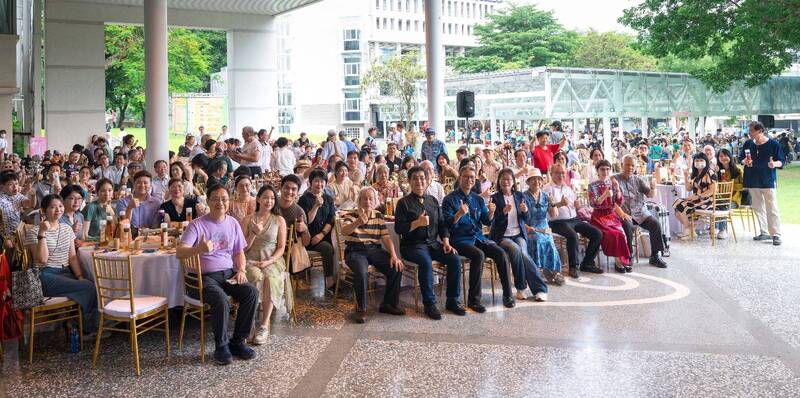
37, 235, 45, 240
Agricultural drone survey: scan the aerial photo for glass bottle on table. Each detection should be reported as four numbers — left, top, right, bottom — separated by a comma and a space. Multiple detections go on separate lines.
99, 219, 107, 246
186, 207, 193, 222
104, 215, 114, 244
160, 222, 168, 249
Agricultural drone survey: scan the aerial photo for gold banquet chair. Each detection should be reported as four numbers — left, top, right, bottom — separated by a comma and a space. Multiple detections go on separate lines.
691, 181, 737, 246
17, 227, 84, 365
91, 253, 169, 376
332, 218, 385, 307
177, 254, 209, 363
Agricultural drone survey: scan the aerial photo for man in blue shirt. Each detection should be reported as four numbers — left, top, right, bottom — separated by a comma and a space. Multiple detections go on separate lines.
339, 131, 358, 153
116, 170, 162, 229
739, 121, 784, 245
442, 166, 515, 311
420, 128, 446, 164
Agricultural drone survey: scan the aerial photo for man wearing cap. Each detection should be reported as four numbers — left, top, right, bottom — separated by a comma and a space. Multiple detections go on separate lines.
420, 128, 446, 164
321, 129, 348, 162
293, 159, 312, 194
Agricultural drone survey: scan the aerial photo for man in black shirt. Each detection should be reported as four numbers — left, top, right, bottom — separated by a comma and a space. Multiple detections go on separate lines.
385, 142, 402, 174
298, 168, 337, 291
395, 166, 464, 320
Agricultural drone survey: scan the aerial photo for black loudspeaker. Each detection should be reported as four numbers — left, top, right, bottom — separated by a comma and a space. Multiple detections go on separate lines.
457, 91, 475, 118
758, 115, 775, 128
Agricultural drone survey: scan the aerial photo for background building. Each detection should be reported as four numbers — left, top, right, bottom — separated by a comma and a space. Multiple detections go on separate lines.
276, 0, 501, 139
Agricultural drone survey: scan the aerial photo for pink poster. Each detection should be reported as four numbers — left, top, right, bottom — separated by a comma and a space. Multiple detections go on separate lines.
30, 137, 48, 156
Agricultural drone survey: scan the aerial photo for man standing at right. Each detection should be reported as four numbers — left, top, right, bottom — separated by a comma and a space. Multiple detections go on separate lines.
739, 121, 784, 246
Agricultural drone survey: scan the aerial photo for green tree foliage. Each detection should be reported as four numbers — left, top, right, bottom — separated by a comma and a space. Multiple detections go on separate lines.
569, 30, 657, 71
620, 0, 800, 91
104, 25, 226, 126
450, 4, 578, 73
361, 53, 425, 128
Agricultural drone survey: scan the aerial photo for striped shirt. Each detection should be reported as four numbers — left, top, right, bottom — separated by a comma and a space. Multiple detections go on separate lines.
24, 223, 75, 268
342, 210, 388, 247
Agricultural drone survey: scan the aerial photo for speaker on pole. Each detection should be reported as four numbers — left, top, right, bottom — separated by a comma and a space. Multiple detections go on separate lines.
757, 115, 775, 128
457, 91, 475, 118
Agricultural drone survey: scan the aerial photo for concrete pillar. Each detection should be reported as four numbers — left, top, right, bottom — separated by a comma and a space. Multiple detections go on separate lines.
0, 34, 18, 141
641, 116, 649, 138
44, 2, 105, 153
144, 0, 169, 164
687, 115, 696, 142
617, 114, 624, 140
32, 0, 43, 135
425, 0, 445, 141
227, 17, 277, 138
603, 116, 612, 157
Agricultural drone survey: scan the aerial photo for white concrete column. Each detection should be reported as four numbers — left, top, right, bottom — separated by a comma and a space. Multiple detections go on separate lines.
44, 2, 105, 153
687, 115, 697, 142
0, 34, 18, 140
425, 0, 445, 141
227, 18, 277, 138
603, 116, 612, 157
641, 116, 649, 138
144, 0, 169, 164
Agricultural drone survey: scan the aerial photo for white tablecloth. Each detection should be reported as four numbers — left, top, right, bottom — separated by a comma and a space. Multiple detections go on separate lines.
655, 184, 688, 235
78, 246, 185, 308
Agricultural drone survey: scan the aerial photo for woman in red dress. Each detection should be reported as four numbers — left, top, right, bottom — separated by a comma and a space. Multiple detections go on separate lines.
587, 159, 632, 273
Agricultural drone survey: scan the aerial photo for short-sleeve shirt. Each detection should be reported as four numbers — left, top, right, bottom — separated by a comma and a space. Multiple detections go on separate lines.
179, 214, 246, 274
0, 192, 26, 238
116, 195, 162, 229
342, 210, 388, 247
543, 182, 577, 220
25, 223, 75, 268
82, 201, 113, 241
613, 173, 652, 222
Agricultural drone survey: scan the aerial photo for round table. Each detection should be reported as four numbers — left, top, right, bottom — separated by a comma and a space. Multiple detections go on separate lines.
655, 184, 688, 235
78, 246, 185, 308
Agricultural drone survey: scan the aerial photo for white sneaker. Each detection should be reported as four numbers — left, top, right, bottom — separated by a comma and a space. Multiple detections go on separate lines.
251, 325, 269, 345
717, 230, 728, 240
515, 290, 529, 300
533, 292, 548, 302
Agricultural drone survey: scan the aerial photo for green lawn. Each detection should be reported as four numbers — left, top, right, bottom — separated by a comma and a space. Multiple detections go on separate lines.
777, 163, 800, 224
109, 128, 185, 153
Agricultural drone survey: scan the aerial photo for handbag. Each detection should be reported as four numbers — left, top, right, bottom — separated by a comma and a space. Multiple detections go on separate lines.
11, 266, 45, 310
290, 242, 311, 274
0, 254, 24, 341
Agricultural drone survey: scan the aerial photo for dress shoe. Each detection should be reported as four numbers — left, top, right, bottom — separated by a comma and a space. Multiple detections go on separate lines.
445, 300, 466, 316
468, 301, 486, 313
214, 345, 233, 365
228, 340, 256, 360
353, 309, 367, 324
614, 265, 626, 273
624, 266, 632, 273
580, 264, 604, 274
773, 236, 782, 246
568, 267, 579, 278
503, 296, 515, 308
649, 255, 668, 268
753, 233, 770, 241
424, 305, 442, 320
378, 303, 406, 316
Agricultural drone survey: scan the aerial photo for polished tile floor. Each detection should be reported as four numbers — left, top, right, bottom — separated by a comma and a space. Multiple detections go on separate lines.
2, 223, 800, 397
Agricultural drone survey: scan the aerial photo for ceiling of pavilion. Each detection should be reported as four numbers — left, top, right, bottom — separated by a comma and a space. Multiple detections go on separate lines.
70, 0, 321, 15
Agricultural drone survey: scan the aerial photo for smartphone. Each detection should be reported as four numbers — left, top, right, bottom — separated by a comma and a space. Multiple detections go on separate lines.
143, 248, 157, 254
226, 278, 239, 285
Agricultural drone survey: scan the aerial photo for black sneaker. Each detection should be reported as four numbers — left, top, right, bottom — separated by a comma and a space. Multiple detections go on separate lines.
649, 255, 668, 268
580, 264, 604, 274
214, 345, 233, 365
445, 300, 467, 316
773, 236, 782, 246
753, 233, 770, 241
424, 304, 442, 320
624, 266, 632, 273
568, 267, 579, 279
229, 340, 256, 360
502, 296, 515, 308
468, 301, 486, 313
378, 303, 406, 316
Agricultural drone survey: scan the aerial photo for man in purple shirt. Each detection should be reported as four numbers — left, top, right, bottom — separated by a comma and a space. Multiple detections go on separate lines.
116, 170, 162, 229
177, 184, 258, 365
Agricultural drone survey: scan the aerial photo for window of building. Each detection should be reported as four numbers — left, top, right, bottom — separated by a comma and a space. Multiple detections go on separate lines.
383, 0, 388, 11
406, 0, 410, 12
397, 0, 402, 11
414, 0, 418, 13
414, 20, 419, 31
344, 127, 362, 139
344, 91, 362, 121
448, 23, 452, 34
376, 17, 381, 29
376, 0, 380, 9
382, 18, 387, 29
344, 57, 360, 87
406, 20, 411, 31
379, 81, 391, 96
343, 29, 360, 51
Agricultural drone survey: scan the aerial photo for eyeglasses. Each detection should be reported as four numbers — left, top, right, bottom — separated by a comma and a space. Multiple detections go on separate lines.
208, 197, 229, 203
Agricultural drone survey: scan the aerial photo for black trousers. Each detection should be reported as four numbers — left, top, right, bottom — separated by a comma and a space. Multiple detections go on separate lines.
344, 244, 402, 310
187, 269, 258, 348
248, 166, 263, 176
307, 240, 335, 277
548, 218, 602, 268
621, 216, 665, 257
452, 240, 513, 302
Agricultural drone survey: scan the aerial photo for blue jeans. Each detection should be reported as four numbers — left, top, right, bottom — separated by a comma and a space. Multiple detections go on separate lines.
499, 235, 548, 295
39, 267, 99, 333
400, 243, 462, 307
716, 203, 738, 231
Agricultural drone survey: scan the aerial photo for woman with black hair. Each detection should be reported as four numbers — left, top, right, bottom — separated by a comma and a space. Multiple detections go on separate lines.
59, 184, 86, 243
436, 153, 458, 180
673, 153, 717, 240
714, 148, 743, 239
206, 158, 229, 188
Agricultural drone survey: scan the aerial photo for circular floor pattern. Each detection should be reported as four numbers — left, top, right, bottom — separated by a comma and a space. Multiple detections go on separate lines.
485, 272, 690, 311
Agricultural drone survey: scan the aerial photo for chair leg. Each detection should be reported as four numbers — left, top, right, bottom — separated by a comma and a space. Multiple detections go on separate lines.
131, 320, 141, 376
290, 277, 298, 324
178, 306, 187, 350
729, 216, 737, 242
92, 313, 105, 369
27, 309, 35, 365
490, 262, 496, 304
164, 308, 170, 358
199, 307, 205, 363
709, 217, 716, 246
77, 306, 84, 351
333, 273, 342, 306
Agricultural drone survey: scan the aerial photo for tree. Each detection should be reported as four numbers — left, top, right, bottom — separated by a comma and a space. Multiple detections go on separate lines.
361, 53, 425, 128
620, 0, 800, 91
104, 26, 226, 126
569, 30, 657, 71
450, 4, 578, 73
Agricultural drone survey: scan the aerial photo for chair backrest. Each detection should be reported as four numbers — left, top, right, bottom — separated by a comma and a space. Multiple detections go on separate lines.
283, 223, 295, 271
443, 177, 455, 194
195, 182, 207, 196
92, 253, 135, 314
713, 181, 734, 209
179, 254, 204, 303
333, 217, 346, 263
14, 226, 30, 271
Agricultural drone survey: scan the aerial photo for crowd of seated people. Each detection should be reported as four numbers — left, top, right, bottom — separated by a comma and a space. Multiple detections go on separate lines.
1, 119, 786, 366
